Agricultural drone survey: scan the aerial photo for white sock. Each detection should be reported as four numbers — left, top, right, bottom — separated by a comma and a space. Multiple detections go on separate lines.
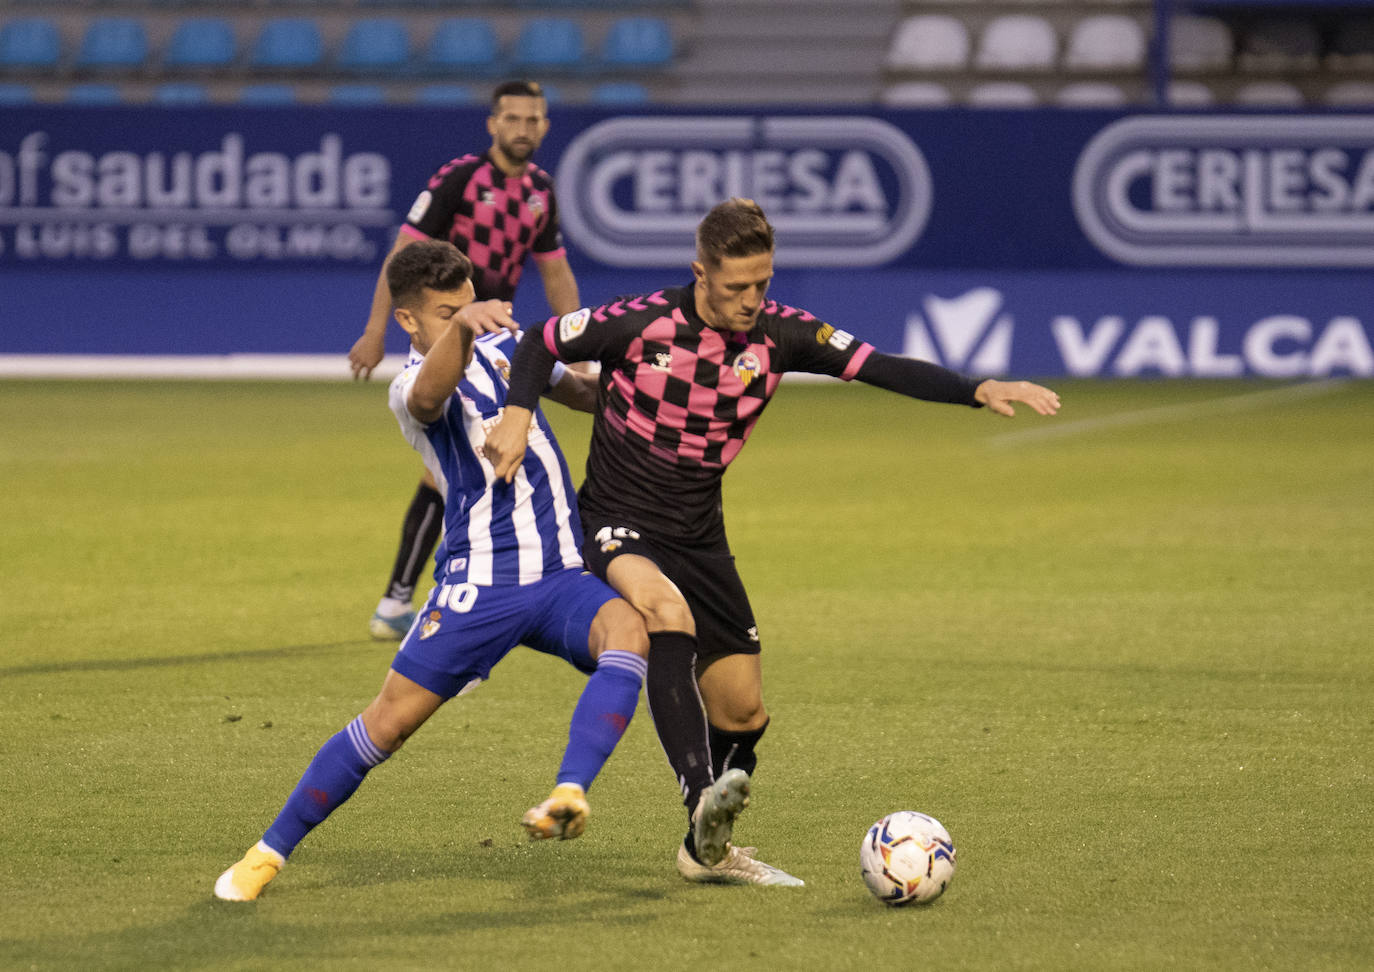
376, 597, 411, 617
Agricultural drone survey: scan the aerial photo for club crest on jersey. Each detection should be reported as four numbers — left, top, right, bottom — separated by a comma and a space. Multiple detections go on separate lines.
733, 350, 762, 384
559, 308, 590, 343
496, 357, 511, 382
419, 610, 442, 640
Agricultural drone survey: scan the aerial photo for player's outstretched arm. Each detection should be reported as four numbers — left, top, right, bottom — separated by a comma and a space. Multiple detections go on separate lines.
973, 379, 1061, 418
483, 408, 534, 483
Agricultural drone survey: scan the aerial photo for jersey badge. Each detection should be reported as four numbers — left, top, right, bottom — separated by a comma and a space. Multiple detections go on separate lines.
559, 308, 590, 343
651, 351, 673, 372
479, 188, 496, 206
816, 323, 853, 350
419, 610, 442, 640
528, 194, 545, 217
496, 357, 511, 382
407, 190, 433, 223
733, 350, 762, 385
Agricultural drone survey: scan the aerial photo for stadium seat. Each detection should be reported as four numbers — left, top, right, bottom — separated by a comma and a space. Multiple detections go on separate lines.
0, 18, 61, 71
1055, 81, 1129, 107
1324, 80, 1374, 105
415, 83, 478, 105
600, 16, 673, 69
591, 80, 649, 104
425, 18, 502, 75
967, 81, 1039, 106
67, 82, 123, 104
153, 82, 210, 105
1238, 17, 1321, 73
1063, 15, 1145, 72
238, 83, 298, 105
0, 82, 36, 103
510, 18, 584, 71
880, 81, 953, 107
1327, 20, 1374, 71
328, 83, 388, 104
1234, 80, 1304, 106
1168, 15, 1232, 73
1167, 80, 1216, 107
163, 19, 237, 70
249, 19, 324, 70
337, 18, 410, 75
975, 16, 1057, 72
886, 15, 969, 71
76, 18, 149, 72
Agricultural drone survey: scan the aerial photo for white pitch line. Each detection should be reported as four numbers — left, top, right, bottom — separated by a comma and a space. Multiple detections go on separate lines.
989, 379, 1350, 447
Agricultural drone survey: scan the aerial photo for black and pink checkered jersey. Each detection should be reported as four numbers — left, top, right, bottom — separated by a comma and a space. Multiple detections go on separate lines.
538, 284, 875, 544
401, 152, 564, 302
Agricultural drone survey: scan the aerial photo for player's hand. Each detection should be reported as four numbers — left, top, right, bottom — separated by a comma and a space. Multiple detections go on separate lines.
974, 380, 1061, 418
482, 407, 534, 483
457, 300, 519, 336
348, 330, 386, 380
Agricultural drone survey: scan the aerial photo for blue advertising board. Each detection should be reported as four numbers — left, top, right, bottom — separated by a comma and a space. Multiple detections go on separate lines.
1, 106, 1370, 377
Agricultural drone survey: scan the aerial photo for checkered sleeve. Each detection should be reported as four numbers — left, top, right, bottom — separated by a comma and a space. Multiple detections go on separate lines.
768, 305, 875, 380
403, 157, 475, 240
530, 185, 564, 259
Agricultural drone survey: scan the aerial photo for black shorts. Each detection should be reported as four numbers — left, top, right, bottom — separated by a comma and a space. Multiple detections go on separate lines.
580, 516, 761, 669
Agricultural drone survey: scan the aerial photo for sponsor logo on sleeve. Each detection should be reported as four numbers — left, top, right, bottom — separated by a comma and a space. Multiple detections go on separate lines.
559, 307, 590, 343
407, 190, 432, 223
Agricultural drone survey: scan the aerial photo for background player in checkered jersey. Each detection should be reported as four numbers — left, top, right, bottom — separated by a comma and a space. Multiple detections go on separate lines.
216, 240, 649, 902
348, 80, 584, 642
482, 198, 1061, 886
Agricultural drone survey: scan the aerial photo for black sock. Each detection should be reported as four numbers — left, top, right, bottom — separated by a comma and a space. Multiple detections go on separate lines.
384, 483, 444, 602
709, 718, 769, 780
644, 631, 714, 814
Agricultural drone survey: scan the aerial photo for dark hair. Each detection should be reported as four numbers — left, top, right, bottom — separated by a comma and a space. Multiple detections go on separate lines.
386, 240, 473, 308
695, 198, 775, 266
491, 80, 545, 110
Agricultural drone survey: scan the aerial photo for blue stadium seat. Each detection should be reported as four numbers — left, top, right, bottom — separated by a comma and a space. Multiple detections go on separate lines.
337, 18, 409, 75
328, 83, 387, 104
164, 18, 237, 70
591, 80, 650, 104
238, 83, 297, 105
0, 82, 36, 104
426, 18, 501, 75
76, 18, 149, 72
249, 19, 324, 70
67, 82, 124, 104
510, 18, 584, 71
153, 82, 210, 105
0, 18, 61, 71
415, 83, 478, 105
600, 16, 673, 69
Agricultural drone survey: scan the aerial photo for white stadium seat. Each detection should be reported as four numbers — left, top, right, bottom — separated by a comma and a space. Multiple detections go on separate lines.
968, 81, 1039, 106
1056, 81, 1129, 107
1169, 15, 1233, 73
1167, 80, 1216, 107
1323, 80, 1374, 106
1234, 80, 1305, 107
881, 82, 954, 106
1064, 15, 1146, 72
887, 15, 971, 71
976, 15, 1058, 71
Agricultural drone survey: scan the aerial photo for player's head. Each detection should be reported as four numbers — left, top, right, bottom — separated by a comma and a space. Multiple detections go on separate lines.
488, 80, 550, 170
387, 240, 477, 355
692, 198, 776, 333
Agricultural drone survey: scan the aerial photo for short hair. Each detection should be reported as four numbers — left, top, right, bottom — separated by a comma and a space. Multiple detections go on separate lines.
491, 80, 545, 111
695, 198, 775, 266
386, 240, 473, 308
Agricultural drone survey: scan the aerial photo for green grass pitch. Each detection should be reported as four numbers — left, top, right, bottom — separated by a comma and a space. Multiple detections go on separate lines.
1, 378, 1370, 970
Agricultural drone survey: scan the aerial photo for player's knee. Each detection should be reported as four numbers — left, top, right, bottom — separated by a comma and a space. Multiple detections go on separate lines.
720, 700, 768, 732
591, 599, 650, 659
360, 706, 417, 754
636, 594, 694, 635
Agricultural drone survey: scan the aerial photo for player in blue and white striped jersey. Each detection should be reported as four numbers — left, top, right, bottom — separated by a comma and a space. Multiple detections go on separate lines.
214, 240, 652, 902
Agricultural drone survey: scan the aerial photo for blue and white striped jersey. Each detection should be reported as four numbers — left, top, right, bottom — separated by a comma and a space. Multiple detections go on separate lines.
388, 331, 583, 586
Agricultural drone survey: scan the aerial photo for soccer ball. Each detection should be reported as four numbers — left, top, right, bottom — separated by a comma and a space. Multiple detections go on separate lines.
860, 810, 956, 906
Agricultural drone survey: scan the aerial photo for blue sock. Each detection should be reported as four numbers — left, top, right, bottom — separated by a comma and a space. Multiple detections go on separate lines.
262, 716, 389, 859
556, 649, 646, 790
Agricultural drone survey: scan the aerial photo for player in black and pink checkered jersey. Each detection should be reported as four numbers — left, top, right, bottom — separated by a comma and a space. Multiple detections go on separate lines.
485, 198, 1061, 887
349, 80, 582, 642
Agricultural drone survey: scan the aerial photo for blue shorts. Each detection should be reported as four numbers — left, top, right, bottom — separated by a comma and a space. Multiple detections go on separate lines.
390, 568, 618, 699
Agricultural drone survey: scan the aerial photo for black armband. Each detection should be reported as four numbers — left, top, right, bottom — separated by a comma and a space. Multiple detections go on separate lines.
855, 350, 983, 407
505, 331, 559, 411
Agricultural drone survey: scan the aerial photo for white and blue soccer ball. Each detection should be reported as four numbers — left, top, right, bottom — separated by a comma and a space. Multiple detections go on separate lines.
860, 810, 956, 906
